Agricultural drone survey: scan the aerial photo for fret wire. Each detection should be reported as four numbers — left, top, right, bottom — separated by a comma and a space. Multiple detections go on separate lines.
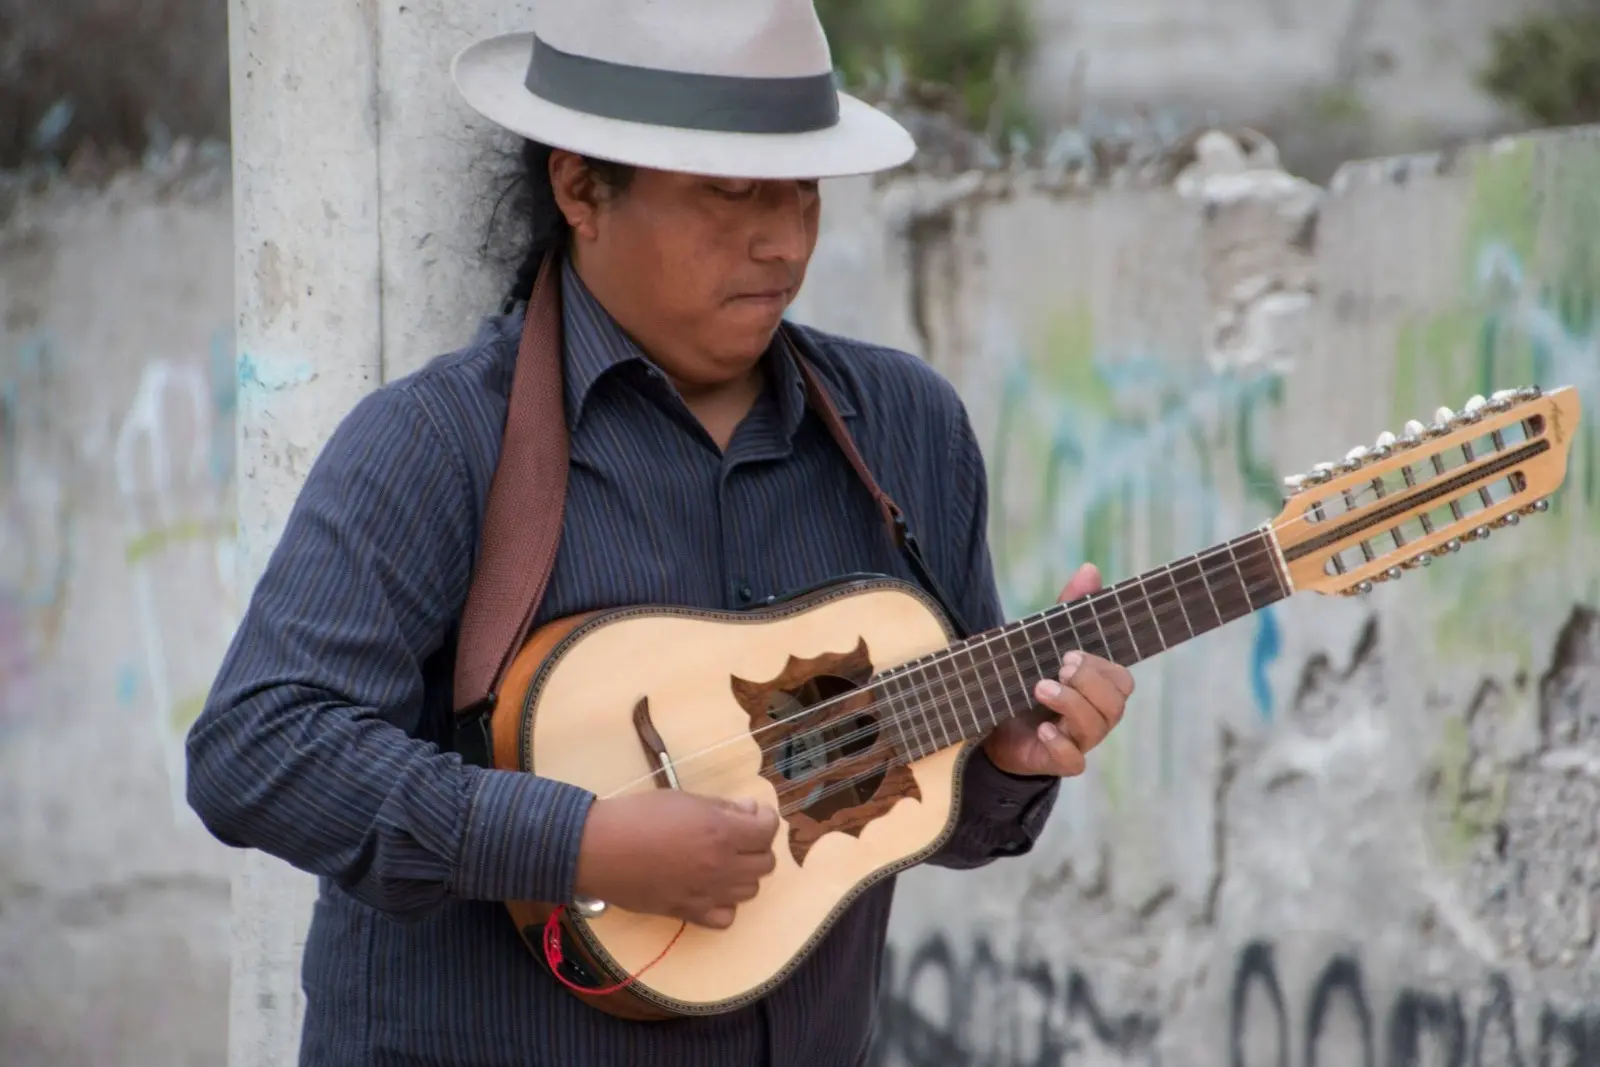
1138, 561, 1182, 649
1132, 573, 1162, 653
1157, 559, 1195, 643
949, 641, 991, 738
918, 661, 956, 752
998, 625, 1036, 714
953, 639, 1004, 739
1050, 594, 1084, 668
1018, 613, 1059, 704
901, 666, 938, 761
1196, 547, 1228, 630
1076, 596, 1113, 661
1126, 576, 1164, 659
882, 670, 924, 761
1171, 553, 1220, 634
881, 672, 921, 761
1226, 535, 1258, 612
1105, 581, 1140, 662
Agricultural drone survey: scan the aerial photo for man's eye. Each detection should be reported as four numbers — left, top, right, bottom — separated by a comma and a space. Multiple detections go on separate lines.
709, 181, 757, 199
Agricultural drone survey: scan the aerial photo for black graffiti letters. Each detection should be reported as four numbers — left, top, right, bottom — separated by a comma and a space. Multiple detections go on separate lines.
1227, 939, 1596, 1067
874, 934, 1598, 1066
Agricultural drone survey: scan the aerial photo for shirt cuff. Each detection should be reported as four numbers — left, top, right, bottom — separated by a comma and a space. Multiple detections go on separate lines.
964, 746, 1058, 834
451, 768, 596, 904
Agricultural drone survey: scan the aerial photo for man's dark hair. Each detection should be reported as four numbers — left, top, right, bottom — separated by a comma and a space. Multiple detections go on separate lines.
498, 139, 635, 310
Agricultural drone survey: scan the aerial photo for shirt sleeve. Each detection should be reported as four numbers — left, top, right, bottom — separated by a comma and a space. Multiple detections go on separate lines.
923, 398, 1061, 870
184, 385, 595, 920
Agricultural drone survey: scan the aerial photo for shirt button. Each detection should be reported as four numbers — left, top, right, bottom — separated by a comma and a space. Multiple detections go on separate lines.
736, 583, 754, 605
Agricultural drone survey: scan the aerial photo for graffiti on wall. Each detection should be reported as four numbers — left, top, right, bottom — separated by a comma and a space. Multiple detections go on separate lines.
1227, 939, 1600, 1067
1388, 138, 1600, 664
870, 932, 1160, 1067
112, 325, 240, 811
0, 332, 74, 730
979, 312, 1291, 812
870, 933, 1600, 1067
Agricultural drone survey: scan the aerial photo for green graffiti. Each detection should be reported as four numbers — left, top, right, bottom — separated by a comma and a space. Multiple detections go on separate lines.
988, 304, 1288, 617
1386, 137, 1600, 669
983, 306, 1290, 793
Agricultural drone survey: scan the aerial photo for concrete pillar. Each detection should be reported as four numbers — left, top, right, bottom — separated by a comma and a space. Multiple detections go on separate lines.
227, 0, 383, 1063
227, 1, 531, 1061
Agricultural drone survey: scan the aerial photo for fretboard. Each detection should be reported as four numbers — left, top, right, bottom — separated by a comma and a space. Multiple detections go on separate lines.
876, 527, 1291, 762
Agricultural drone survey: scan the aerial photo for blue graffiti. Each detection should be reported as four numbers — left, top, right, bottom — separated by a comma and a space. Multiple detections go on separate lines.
208, 328, 236, 484
1250, 607, 1281, 721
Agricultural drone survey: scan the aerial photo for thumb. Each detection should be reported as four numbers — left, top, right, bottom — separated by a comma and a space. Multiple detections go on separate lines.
1058, 562, 1102, 603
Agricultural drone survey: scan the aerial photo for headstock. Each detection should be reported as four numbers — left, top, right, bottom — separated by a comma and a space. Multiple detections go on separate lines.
1272, 385, 1582, 596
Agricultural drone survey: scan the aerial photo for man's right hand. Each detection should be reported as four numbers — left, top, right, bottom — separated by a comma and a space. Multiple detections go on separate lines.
573, 790, 780, 929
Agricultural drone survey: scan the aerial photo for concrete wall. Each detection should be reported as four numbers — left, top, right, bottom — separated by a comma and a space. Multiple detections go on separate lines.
1, 155, 236, 1066
4, 126, 1598, 1064
1024, 0, 1562, 178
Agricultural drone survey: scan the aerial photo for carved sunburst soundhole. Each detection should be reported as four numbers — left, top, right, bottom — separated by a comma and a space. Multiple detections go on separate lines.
730, 639, 921, 867
767, 678, 887, 823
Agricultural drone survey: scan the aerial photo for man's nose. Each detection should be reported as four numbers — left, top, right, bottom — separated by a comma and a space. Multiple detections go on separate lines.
751, 181, 815, 263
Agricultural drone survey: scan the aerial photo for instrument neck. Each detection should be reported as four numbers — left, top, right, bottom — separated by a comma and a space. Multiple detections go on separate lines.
876, 528, 1291, 762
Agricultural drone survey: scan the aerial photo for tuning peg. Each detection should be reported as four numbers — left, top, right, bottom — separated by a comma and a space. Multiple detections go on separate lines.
1283, 473, 1307, 494
1486, 389, 1517, 412
1518, 385, 1542, 400
1304, 461, 1337, 485
1339, 445, 1370, 471
1399, 419, 1426, 447
1341, 579, 1376, 597
1429, 407, 1455, 434
1519, 498, 1551, 515
1458, 394, 1488, 423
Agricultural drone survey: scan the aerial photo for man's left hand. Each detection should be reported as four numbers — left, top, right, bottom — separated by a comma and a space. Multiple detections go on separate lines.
981, 563, 1135, 778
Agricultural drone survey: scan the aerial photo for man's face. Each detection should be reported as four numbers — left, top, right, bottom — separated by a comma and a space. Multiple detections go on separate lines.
552, 152, 821, 390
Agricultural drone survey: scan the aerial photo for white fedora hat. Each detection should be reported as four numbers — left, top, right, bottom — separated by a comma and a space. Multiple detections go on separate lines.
450, 1, 917, 180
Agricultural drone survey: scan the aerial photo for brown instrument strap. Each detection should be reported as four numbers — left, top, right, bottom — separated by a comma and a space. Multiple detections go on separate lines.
451, 250, 569, 721
450, 251, 968, 765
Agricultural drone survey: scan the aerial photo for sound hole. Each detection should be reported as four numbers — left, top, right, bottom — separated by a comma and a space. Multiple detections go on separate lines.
767, 674, 886, 822
729, 637, 922, 866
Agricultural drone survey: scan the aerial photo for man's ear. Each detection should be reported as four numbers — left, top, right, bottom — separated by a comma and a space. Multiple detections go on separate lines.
549, 150, 600, 240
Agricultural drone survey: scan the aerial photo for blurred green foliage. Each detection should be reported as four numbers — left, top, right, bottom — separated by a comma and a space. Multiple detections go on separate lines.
1480, 5, 1600, 126
815, 0, 1038, 137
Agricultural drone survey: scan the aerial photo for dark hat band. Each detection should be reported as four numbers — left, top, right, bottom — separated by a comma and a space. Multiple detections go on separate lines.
524, 34, 841, 135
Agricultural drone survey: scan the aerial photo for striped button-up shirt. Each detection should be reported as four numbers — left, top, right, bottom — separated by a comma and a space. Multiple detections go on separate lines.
187, 257, 1059, 1067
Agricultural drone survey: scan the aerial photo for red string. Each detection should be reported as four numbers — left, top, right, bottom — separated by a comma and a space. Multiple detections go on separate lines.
542, 905, 687, 997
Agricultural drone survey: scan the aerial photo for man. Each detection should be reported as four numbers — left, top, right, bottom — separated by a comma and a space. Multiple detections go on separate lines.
185, 2, 1135, 1065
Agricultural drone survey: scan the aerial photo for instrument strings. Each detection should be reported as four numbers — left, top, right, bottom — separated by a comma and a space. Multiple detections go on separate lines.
577, 568, 1291, 953
597, 530, 1294, 804
630, 467, 1409, 795
753, 569, 1288, 820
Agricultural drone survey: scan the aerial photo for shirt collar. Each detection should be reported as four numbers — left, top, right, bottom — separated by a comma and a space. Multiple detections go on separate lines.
556, 255, 824, 439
